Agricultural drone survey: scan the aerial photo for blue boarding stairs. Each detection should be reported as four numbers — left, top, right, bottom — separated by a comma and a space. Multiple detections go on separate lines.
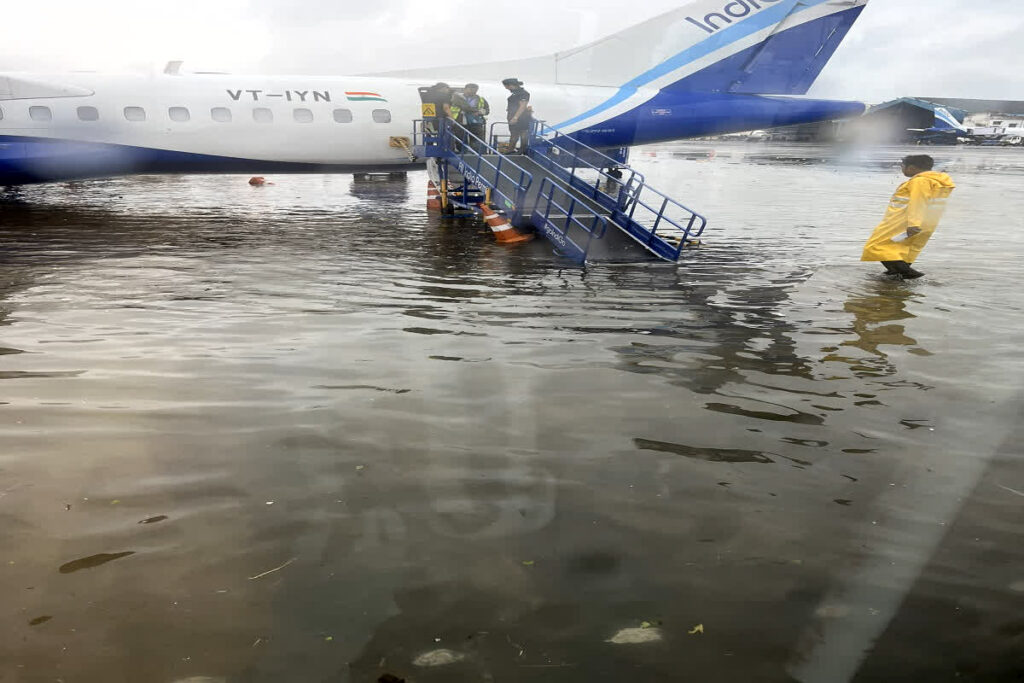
412, 117, 707, 264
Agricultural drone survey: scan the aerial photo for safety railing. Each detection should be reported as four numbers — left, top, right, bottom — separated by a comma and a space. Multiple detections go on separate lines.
530, 177, 609, 263
527, 122, 643, 211
487, 120, 544, 152
612, 180, 708, 261
414, 118, 534, 218
426, 116, 708, 263
528, 121, 706, 262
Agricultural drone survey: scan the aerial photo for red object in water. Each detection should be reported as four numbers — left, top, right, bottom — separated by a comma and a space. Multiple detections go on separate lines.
249, 177, 267, 186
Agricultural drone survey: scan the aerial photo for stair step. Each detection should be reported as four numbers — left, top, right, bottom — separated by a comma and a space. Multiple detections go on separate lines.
430, 125, 704, 263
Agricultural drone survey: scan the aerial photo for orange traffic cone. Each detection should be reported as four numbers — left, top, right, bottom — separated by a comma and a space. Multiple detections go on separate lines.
426, 181, 443, 211
478, 204, 534, 245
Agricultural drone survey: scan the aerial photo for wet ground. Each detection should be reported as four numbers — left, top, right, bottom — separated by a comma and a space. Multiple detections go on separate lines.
1, 143, 1022, 682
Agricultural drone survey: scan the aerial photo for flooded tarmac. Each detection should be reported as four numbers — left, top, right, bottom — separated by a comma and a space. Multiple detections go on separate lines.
1, 143, 1022, 682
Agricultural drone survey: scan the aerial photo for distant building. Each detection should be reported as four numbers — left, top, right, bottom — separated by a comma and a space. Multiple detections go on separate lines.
772, 97, 1024, 144
840, 97, 966, 144
701, 97, 1024, 144
921, 97, 1024, 137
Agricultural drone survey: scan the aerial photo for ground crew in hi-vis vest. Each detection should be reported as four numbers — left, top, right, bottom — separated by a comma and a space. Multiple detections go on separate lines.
451, 84, 489, 150
861, 154, 955, 280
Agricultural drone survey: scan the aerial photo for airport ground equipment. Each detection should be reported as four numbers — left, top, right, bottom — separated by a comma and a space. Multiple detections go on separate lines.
413, 117, 706, 264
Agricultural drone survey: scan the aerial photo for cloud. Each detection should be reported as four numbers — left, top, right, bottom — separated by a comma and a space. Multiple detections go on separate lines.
809, 0, 1024, 100
1, 0, 1020, 103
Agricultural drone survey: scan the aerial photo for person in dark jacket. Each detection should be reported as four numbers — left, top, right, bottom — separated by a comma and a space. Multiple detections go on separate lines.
502, 78, 532, 153
424, 82, 453, 134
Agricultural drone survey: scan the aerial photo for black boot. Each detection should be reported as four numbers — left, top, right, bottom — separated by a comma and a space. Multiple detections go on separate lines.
890, 261, 925, 280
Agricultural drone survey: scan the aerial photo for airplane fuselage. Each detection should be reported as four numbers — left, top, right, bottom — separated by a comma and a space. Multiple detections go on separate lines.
0, 72, 863, 185
0, 0, 872, 186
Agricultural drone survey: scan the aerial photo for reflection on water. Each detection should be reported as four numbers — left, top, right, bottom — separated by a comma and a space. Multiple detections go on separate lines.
1, 146, 1023, 682
824, 283, 931, 377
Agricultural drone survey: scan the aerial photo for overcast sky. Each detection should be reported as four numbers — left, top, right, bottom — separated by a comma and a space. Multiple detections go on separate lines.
2, 0, 1021, 103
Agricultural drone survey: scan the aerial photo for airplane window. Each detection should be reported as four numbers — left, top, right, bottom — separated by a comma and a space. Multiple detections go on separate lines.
77, 106, 100, 122
124, 107, 147, 122
253, 108, 274, 124
333, 109, 353, 123
169, 107, 190, 123
29, 106, 53, 122
211, 107, 232, 123
293, 108, 314, 123
372, 109, 392, 124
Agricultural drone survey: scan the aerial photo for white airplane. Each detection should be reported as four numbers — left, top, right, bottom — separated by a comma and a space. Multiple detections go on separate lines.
0, 0, 870, 187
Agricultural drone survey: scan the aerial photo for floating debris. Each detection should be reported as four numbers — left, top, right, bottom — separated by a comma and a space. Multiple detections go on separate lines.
997, 484, 1024, 498
59, 552, 135, 574
607, 627, 663, 645
412, 649, 465, 667
29, 616, 53, 626
248, 557, 296, 581
689, 624, 704, 635
138, 515, 168, 525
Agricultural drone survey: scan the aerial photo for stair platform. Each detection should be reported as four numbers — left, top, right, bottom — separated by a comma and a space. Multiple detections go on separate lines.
413, 119, 707, 263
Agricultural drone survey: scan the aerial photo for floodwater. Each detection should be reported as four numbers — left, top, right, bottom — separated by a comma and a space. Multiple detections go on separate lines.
1, 143, 1022, 683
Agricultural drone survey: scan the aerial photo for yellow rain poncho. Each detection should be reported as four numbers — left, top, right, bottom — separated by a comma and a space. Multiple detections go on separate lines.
861, 171, 956, 263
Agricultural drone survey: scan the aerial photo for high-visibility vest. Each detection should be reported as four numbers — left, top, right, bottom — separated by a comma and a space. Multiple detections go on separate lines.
466, 97, 489, 125
452, 96, 489, 124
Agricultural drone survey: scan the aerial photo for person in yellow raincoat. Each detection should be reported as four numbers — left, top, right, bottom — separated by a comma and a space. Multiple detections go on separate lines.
862, 155, 955, 279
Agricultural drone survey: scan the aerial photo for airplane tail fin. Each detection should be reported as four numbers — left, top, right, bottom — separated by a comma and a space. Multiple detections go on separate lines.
370, 0, 869, 96
932, 107, 969, 132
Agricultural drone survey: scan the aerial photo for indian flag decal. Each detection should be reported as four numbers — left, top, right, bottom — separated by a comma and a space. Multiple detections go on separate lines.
346, 91, 387, 102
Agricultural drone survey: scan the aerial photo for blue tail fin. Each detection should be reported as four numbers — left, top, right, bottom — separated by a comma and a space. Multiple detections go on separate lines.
666, 1, 869, 95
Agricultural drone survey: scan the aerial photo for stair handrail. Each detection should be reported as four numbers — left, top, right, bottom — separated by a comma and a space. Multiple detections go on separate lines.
419, 118, 536, 216
438, 118, 709, 263
613, 182, 708, 260
533, 122, 707, 261
523, 122, 643, 218
532, 121, 639, 176
533, 176, 609, 262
